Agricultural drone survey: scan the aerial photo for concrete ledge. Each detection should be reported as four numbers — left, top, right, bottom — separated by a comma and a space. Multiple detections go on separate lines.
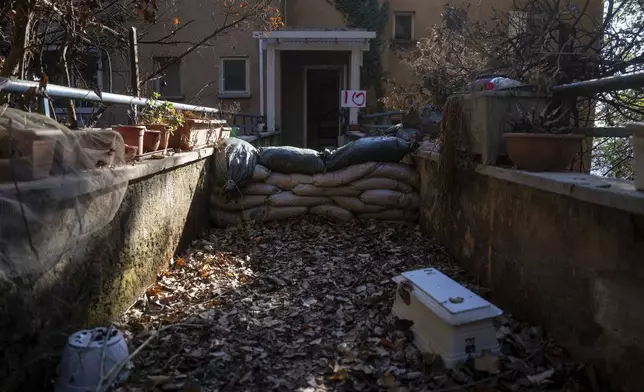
415, 147, 644, 216
0, 148, 214, 198
238, 131, 281, 144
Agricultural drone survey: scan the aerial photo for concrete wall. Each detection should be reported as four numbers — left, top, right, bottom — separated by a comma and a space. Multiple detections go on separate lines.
0, 151, 212, 391
416, 154, 644, 392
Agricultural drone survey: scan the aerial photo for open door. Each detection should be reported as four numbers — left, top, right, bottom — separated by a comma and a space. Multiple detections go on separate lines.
305, 68, 342, 150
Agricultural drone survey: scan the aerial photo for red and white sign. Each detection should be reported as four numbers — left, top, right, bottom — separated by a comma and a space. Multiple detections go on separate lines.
340, 90, 367, 108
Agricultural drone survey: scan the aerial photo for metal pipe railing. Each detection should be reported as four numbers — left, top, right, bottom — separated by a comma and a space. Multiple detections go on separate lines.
0, 77, 220, 114
551, 71, 644, 97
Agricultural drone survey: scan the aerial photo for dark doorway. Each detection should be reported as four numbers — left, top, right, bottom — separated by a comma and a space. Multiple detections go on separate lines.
306, 68, 341, 150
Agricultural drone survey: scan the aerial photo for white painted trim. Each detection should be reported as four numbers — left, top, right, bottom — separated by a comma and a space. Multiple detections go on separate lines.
266, 43, 276, 132
253, 30, 376, 39
268, 41, 371, 52
349, 46, 362, 124
259, 39, 264, 117
303, 65, 344, 149
219, 56, 251, 96
393, 11, 415, 41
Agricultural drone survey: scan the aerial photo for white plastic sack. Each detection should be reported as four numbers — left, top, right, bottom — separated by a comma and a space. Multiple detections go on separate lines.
367, 163, 419, 189
292, 184, 361, 197
309, 205, 355, 221
330, 196, 386, 213
350, 177, 414, 193
359, 190, 421, 209
266, 173, 313, 190
312, 162, 377, 188
251, 165, 271, 182
242, 206, 308, 222
268, 192, 331, 207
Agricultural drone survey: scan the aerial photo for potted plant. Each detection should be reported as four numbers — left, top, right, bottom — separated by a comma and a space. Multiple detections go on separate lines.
169, 110, 226, 151
503, 105, 585, 172
139, 92, 184, 152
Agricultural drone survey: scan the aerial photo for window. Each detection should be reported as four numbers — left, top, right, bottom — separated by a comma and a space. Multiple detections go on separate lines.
220, 57, 250, 97
153, 57, 182, 99
393, 12, 414, 41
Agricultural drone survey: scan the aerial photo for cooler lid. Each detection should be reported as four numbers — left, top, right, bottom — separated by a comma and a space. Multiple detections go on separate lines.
400, 268, 502, 325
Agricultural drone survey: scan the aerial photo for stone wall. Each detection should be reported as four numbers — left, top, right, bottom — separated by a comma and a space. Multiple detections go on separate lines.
0, 151, 212, 391
416, 154, 644, 392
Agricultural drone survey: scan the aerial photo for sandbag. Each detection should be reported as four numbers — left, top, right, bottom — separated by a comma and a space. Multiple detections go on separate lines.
292, 184, 361, 197
325, 137, 418, 171
309, 205, 355, 221
360, 189, 421, 209
241, 182, 281, 195
368, 163, 419, 189
210, 194, 268, 212
350, 177, 414, 193
258, 146, 326, 175
210, 210, 242, 228
242, 206, 308, 222
266, 172, 313, 190
268, 191, 331, 207
252, 165, 271, 182
358, 209, 419, 221
312, 162, 377, 188
330, 196, 387, 213
213, 138, 258, 197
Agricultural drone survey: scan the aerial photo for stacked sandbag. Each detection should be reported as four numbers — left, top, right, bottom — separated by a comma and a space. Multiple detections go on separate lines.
210, 160, 420, 227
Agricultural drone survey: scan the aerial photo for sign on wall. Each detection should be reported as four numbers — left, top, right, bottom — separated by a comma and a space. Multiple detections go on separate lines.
341, 90, 367, 108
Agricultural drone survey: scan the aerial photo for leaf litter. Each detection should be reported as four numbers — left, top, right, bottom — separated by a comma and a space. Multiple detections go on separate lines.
115, 217, 594, 392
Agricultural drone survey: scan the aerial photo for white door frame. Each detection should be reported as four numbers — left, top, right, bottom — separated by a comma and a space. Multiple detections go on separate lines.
302, 65, 347, 149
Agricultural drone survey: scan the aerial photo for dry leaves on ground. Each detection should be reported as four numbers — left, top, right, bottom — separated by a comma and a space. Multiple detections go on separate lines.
115, 217, 594, 392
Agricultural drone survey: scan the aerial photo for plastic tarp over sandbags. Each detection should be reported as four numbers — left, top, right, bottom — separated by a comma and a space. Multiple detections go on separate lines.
258, 146, 326, 175
325, 137, 418, 172
251, 165, 271, 182
309, 205, 354, 221
368, 163, 419, 189
268, 192, 331, 207
292, 184, 361, 197
350, 177, 414, 193
360, 189, 421, 209
312, 162, 377, 188
243, 206, 308, 222
213, 138, 258, 198
330, 196, 386, 214
266, 173, 313, 190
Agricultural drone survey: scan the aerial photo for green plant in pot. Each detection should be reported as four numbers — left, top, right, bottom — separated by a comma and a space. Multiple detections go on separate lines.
139, 92, 185, 152
503, 104, 584, 172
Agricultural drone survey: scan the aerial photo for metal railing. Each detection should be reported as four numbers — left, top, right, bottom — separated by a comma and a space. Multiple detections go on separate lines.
0, 77, 265, 136
358, 110, 404, 132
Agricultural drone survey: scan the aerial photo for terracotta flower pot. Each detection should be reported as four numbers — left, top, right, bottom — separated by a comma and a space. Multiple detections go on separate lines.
169, 119, 225, 151
114, 125, 146, 155
145, 124, 171, 151
503, 133, 585, 172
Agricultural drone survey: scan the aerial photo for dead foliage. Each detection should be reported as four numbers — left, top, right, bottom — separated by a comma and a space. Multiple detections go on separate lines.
115, 217, 594, 392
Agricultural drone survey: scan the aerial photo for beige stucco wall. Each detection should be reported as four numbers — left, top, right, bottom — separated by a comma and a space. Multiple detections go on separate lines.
102, 0, 602, 128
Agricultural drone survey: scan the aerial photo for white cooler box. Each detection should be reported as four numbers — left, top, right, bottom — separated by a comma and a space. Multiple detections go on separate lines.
392, 268, 503, 368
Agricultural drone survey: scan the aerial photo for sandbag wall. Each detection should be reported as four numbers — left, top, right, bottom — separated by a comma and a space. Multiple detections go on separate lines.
209, 137, 420, 227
